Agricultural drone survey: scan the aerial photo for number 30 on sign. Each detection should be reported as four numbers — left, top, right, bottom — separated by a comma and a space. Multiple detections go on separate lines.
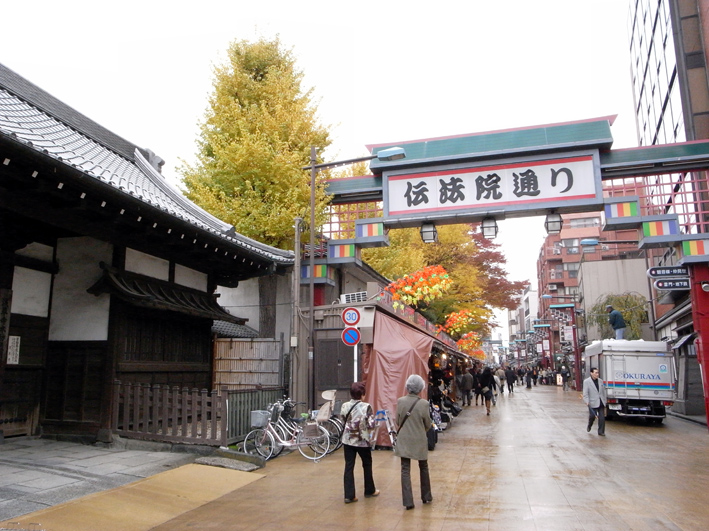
341, 307, 361, 326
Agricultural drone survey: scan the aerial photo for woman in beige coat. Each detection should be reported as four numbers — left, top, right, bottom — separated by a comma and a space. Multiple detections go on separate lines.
394, 374, 433, 510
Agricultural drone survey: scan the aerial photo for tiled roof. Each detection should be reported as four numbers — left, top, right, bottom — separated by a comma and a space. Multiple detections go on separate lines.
88, 263, 248, 325
211, 320, 259, 338
0, 63, 293, 265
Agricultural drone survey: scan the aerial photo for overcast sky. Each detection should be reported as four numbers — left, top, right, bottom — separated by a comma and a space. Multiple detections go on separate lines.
2, 0, 636, 336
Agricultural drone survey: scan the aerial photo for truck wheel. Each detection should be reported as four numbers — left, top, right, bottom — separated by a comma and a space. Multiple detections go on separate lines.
652, 418, 664, 425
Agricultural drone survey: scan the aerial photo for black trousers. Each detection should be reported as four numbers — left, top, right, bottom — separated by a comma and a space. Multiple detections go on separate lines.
588, 405, 606, 435
343, 444, 375, 499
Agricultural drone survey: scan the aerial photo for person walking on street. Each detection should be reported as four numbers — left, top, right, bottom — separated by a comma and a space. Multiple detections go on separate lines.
582, 367, 608, 436
395, 374, 433, 510
473, 367, 483, 406
525, 367, 532, 389
560, 366, 570, 391
495, 366, 506, 395
505, 367, 516, 393
478, 367, 496, 415
340, 382, 379, 504
459, 368, 474, 406
606, 304, 627, 340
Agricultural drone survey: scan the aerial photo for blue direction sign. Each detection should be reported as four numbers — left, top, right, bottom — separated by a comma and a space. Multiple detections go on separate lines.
654, 279, 691, 290
342, 327, 361, 346
647, 266, 689, 278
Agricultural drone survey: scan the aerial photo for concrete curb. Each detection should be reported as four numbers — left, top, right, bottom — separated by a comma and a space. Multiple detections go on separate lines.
667, 411, 707, 426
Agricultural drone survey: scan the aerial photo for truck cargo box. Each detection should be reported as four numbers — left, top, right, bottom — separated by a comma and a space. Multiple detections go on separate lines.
584, 340, 675, 421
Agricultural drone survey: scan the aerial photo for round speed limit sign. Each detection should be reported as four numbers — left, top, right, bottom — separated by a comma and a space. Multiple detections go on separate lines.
341, 307, 361, 326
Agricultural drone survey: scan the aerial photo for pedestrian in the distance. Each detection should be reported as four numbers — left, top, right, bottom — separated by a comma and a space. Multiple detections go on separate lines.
495, 366, 506, 395
340, 381, 379, 504
473, 366, 483, 406
560, 365, 570, 391
606, 304, 627, 339
459, 368, 474, 406
582, 367, 607, 436
478, 366, 496, 415
395, 374, 433, 510
505, 367, 516, 393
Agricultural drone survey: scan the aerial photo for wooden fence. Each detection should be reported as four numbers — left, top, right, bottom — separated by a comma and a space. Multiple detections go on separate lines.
214, 338, 282, 389
223, 386, 285, 445
112, 381, 227, 446
112, 381, 285, 446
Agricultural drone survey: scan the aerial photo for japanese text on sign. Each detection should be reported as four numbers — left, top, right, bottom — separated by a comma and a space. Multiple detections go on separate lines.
647, 266, 689, 278
386, 155, 597, 216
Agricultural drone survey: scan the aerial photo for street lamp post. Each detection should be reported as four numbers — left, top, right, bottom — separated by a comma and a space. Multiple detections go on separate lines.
302, 146, 405, 407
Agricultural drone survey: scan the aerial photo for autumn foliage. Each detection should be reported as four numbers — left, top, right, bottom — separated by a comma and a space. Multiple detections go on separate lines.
384, 265, 452, 310
437, 310, 477, 340
457, 332, 485, 359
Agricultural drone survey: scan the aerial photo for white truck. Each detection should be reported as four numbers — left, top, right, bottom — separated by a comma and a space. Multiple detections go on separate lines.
583, 340, 676, 424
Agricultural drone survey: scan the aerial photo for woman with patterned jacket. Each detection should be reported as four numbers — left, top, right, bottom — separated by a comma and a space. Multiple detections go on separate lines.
340, 381, 379, 504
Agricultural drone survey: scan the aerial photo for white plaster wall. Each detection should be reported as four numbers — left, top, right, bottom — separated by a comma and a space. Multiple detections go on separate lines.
11, 267, 52, 317
217, 272, 294, 339
175, 264, 207, 292
217, 279, 260, 330
125, 248, 169, 280
49, 237, 112, 341
579, 258, 652, 341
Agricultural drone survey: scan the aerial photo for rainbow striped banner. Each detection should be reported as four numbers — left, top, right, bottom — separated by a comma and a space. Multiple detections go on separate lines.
605, 202, 639, 218
682, 239, 709, 256
642, 219, 679, 237
356, 222, 384, 237
329, 244, 356, 259
301, 264, 329, 278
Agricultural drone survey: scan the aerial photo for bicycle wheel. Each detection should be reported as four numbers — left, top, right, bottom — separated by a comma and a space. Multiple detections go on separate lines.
243, 428, 275, 460
322, 418, 344, 453
270, 423, 288, 457
297, 425, 330, 460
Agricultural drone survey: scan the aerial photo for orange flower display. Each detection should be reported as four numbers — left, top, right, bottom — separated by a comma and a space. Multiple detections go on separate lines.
437, 310, 476, 340
456, 331, 483, 356
384, 265, 452, 310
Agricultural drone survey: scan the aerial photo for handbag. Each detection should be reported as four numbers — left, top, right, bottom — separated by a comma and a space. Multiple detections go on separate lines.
482, 386, 490, 394
343, 401, 361, 436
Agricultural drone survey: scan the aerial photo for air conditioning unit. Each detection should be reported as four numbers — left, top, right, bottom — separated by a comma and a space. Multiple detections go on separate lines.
601, 245, 610, 251
548, 284, 558, 291
340, 291, 368, 304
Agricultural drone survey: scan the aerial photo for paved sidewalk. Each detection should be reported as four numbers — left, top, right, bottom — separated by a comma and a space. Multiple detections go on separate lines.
0, 437, 197, 521
3, 385, 709, 530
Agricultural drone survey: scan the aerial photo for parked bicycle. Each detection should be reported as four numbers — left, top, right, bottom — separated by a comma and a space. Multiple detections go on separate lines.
315, 390, 344, 454
243, 399, 330, 461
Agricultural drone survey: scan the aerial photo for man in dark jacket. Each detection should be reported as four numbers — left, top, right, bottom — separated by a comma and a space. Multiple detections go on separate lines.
459, 369, 474, 406
606, 305, 627, 339
504, 367, 516, 393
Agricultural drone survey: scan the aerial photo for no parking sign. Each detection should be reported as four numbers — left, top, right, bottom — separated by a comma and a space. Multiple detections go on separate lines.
342, 327, 361, 346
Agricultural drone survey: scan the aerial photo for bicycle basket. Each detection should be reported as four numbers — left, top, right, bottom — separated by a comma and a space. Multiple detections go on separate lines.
250, 410, 270, 428
302, 422, 321, 438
